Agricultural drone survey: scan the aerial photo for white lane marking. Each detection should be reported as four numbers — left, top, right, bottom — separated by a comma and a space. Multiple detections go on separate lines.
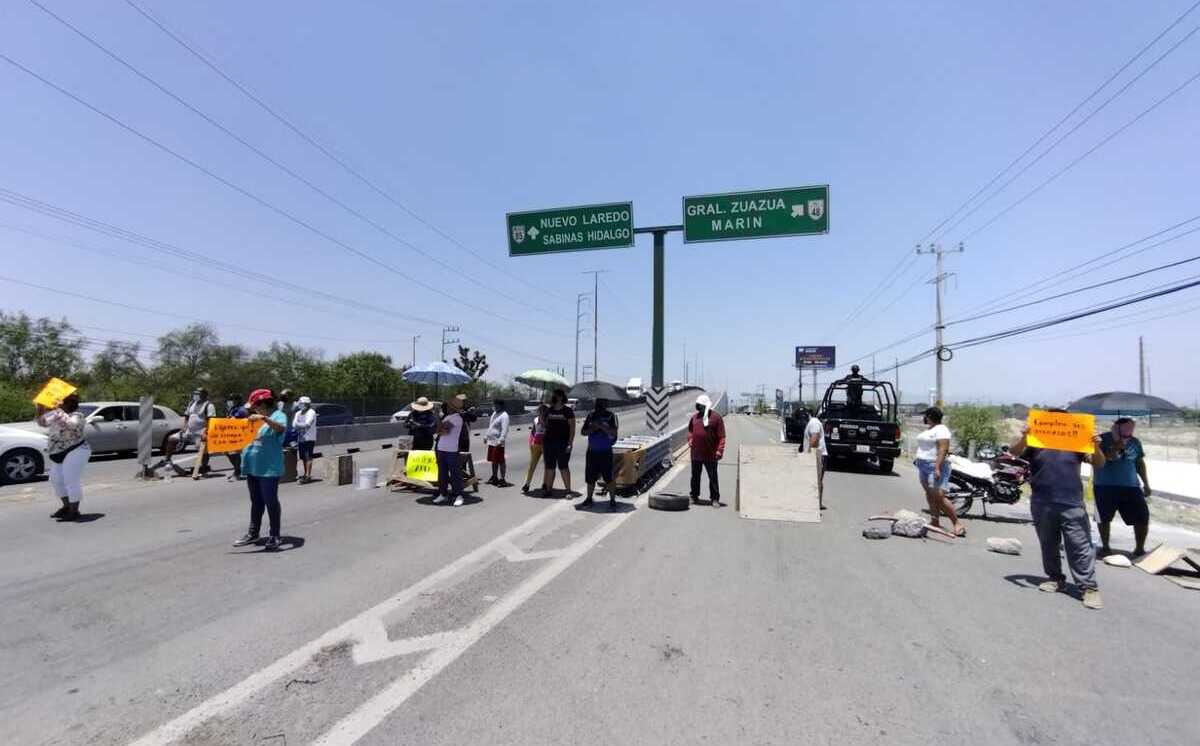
312, 462, 688, 745
127, 499, 574, 746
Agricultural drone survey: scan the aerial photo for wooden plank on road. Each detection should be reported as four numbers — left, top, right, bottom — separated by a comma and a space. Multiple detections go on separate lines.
737, 445, 820, 523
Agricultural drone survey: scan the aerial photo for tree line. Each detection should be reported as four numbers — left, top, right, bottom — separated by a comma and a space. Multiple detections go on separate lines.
0, 312, 526, 422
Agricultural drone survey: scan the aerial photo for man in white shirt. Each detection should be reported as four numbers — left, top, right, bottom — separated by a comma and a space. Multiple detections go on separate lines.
800, 408, 827, 510
293, 396, 318, 483
484, 399, 511, 487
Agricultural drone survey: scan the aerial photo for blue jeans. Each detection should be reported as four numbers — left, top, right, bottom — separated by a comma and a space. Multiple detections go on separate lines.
436, 450, 463, 498
247, 476, 281, 538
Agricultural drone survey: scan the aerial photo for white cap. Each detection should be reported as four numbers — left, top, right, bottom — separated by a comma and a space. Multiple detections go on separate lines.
299, 395, 312, 404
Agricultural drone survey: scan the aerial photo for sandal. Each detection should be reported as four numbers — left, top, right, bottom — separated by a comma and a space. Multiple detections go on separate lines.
953, 525, 967, 538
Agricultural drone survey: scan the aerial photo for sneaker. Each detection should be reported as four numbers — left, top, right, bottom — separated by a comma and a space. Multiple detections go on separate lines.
497, 480, 513, 488
1038, 579, 1066, 593
58, 506, 80, 522
432, 495, 448, 504
521, 484, 530, 494
1082, 589, 1103, 609
577, 498, 595, 508
690, 495, 701, 504
486, 476, 498, 486
50, 504, 69, 519
453, 496, 465, 507
264, 536, 281, 551
233, 533, 260, 547
711, 498, 722, 508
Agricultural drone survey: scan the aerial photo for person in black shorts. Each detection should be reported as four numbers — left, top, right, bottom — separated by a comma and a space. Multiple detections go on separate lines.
580, 398, 619, 510
1094, 417, 1152, 557
540, 389, 575, 497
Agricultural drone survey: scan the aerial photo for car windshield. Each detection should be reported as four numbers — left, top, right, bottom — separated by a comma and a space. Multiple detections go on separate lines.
76, 405, 98, 417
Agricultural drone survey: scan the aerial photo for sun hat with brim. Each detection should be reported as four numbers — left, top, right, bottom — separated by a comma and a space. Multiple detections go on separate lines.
248, 388, 274, 406
411, 396, 434, 412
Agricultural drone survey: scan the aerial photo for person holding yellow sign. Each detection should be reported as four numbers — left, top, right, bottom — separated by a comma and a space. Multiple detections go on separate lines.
1010, 410, 1106, 610
35, 391, 90, 521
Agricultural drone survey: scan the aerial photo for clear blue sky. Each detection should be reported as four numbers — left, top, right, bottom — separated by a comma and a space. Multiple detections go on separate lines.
2, 1, 1198, 406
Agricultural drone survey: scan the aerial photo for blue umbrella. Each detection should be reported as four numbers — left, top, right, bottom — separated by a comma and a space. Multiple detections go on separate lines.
403, 362, 471, 398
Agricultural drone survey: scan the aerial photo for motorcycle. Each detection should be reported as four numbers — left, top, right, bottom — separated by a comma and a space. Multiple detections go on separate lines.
945, 452, 1029, 517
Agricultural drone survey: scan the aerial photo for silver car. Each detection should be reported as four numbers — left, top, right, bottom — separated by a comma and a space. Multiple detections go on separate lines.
73, 402, 184, 455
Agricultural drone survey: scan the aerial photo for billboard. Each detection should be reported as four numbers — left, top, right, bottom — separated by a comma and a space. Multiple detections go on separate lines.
795, 346, 836, 369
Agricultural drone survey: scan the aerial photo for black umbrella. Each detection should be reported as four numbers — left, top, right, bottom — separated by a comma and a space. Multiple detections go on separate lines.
567, 380, 627, 402
1066, 391, 1181, 416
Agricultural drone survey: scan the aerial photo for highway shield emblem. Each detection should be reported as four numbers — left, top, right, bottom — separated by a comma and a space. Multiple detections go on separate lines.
511, 224, 526, 244
807, 199, 825, 221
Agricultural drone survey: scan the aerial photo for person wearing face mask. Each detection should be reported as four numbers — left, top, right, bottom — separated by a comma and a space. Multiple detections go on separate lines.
292, 396, 319, 484
1095, 417, 1151, 557
580, 397, 619, 510
233, 388, 289, 550
36, 392, 91, 522
913, 406, 964, 537
540, 389, 576, 497
688, 394, 726, 506
224, 394, 248, 481
171, 388, 216, 478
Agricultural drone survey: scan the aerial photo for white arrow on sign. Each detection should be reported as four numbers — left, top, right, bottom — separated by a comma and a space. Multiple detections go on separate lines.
790, 204, 804, 218
528, 226, 540, 239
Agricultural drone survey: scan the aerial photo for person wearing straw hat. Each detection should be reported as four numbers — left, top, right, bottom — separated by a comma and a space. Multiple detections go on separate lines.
406, 396, 438, 451
434, 396, 467, 506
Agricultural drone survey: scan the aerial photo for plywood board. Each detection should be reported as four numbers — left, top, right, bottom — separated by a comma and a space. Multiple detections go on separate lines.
1134, 545, 1200, 574
737, 445, 820, 523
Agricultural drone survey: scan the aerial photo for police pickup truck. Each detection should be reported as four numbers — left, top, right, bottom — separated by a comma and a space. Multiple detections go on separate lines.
817, 370, 902, 474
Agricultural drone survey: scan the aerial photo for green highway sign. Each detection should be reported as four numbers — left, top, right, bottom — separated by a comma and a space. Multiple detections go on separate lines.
507, 202, 634, 256
682, 185, 829, 243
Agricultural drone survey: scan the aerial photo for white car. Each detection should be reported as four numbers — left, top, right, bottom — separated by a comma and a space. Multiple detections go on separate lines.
0, 425, 50, 484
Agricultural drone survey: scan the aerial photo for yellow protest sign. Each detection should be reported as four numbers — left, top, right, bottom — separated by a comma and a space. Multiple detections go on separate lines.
1026, 409, 1096, 454
206, 418, 259, 454
33, 377, 77, 408
405, 450, 439, 482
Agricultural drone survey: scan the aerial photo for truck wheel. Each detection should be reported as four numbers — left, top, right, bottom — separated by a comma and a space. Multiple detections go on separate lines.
878, 458, 894, 475
649, 493, 690, 511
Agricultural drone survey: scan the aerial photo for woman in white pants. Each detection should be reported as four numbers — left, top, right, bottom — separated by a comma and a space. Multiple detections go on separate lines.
36, 392, 91, 521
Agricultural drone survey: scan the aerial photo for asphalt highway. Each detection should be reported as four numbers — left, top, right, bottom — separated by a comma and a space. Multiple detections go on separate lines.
1, 405, 1198, 745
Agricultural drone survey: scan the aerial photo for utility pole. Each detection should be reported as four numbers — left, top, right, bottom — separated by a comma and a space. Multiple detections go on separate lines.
895, 355, 901, 408
440, 325, 460, 362
574, 292, 590, 383
581, 270, 607, 381
411, 334, 420, 367
682, 341, 687, 384
916, 241, 964, 406
1138, 336, 1145, 394
871, 353, 876, 379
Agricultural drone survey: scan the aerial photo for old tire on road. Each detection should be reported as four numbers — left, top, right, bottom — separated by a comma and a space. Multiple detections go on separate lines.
649, 493, 690, 511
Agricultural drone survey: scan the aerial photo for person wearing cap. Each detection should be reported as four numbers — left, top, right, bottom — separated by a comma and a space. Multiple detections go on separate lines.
688, 394, 726, 506
292, 396, 318, 484
169, 387, 216, 476
799, 407, 828, 510
434, 396, 468, 506
406, 396, 438, 451
35, 391, 90, 521
913, 406, 965, 537
1010, 410, 1107, 610
1095, 417, 1151, 557
233, 389, 289, 550
485, 399, 511, 487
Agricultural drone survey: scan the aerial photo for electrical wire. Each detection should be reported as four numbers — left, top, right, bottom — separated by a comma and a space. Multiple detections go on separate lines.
120, 0, 560, 300
935, 20, 1200, 241
0, 51, 564, 331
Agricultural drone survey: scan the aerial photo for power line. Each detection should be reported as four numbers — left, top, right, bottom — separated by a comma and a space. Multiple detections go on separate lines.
933, 15, 1200, 241
0, 51, 559, 330
959, 64, 1200, 241
120, 0, 559, 301
27, 0, 553, 319
829, 3, 1200, 328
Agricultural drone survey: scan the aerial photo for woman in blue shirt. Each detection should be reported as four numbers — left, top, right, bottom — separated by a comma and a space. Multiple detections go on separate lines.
233, 388, 289, 550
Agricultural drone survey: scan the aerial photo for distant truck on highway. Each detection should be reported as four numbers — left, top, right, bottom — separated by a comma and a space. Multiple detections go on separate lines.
625, 378, 644, 398
816, 369, 902, 474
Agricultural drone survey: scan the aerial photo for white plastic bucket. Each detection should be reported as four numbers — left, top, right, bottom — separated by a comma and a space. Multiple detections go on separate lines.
356, 467, 379, 490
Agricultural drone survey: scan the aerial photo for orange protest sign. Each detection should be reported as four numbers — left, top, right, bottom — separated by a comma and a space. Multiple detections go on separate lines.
1026, 410, 1096, 454
33, 377, 77, 408
206, 418, 259, 454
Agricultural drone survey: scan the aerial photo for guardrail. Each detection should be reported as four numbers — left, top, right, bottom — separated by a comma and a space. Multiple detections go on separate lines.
610, 391, 727, 493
